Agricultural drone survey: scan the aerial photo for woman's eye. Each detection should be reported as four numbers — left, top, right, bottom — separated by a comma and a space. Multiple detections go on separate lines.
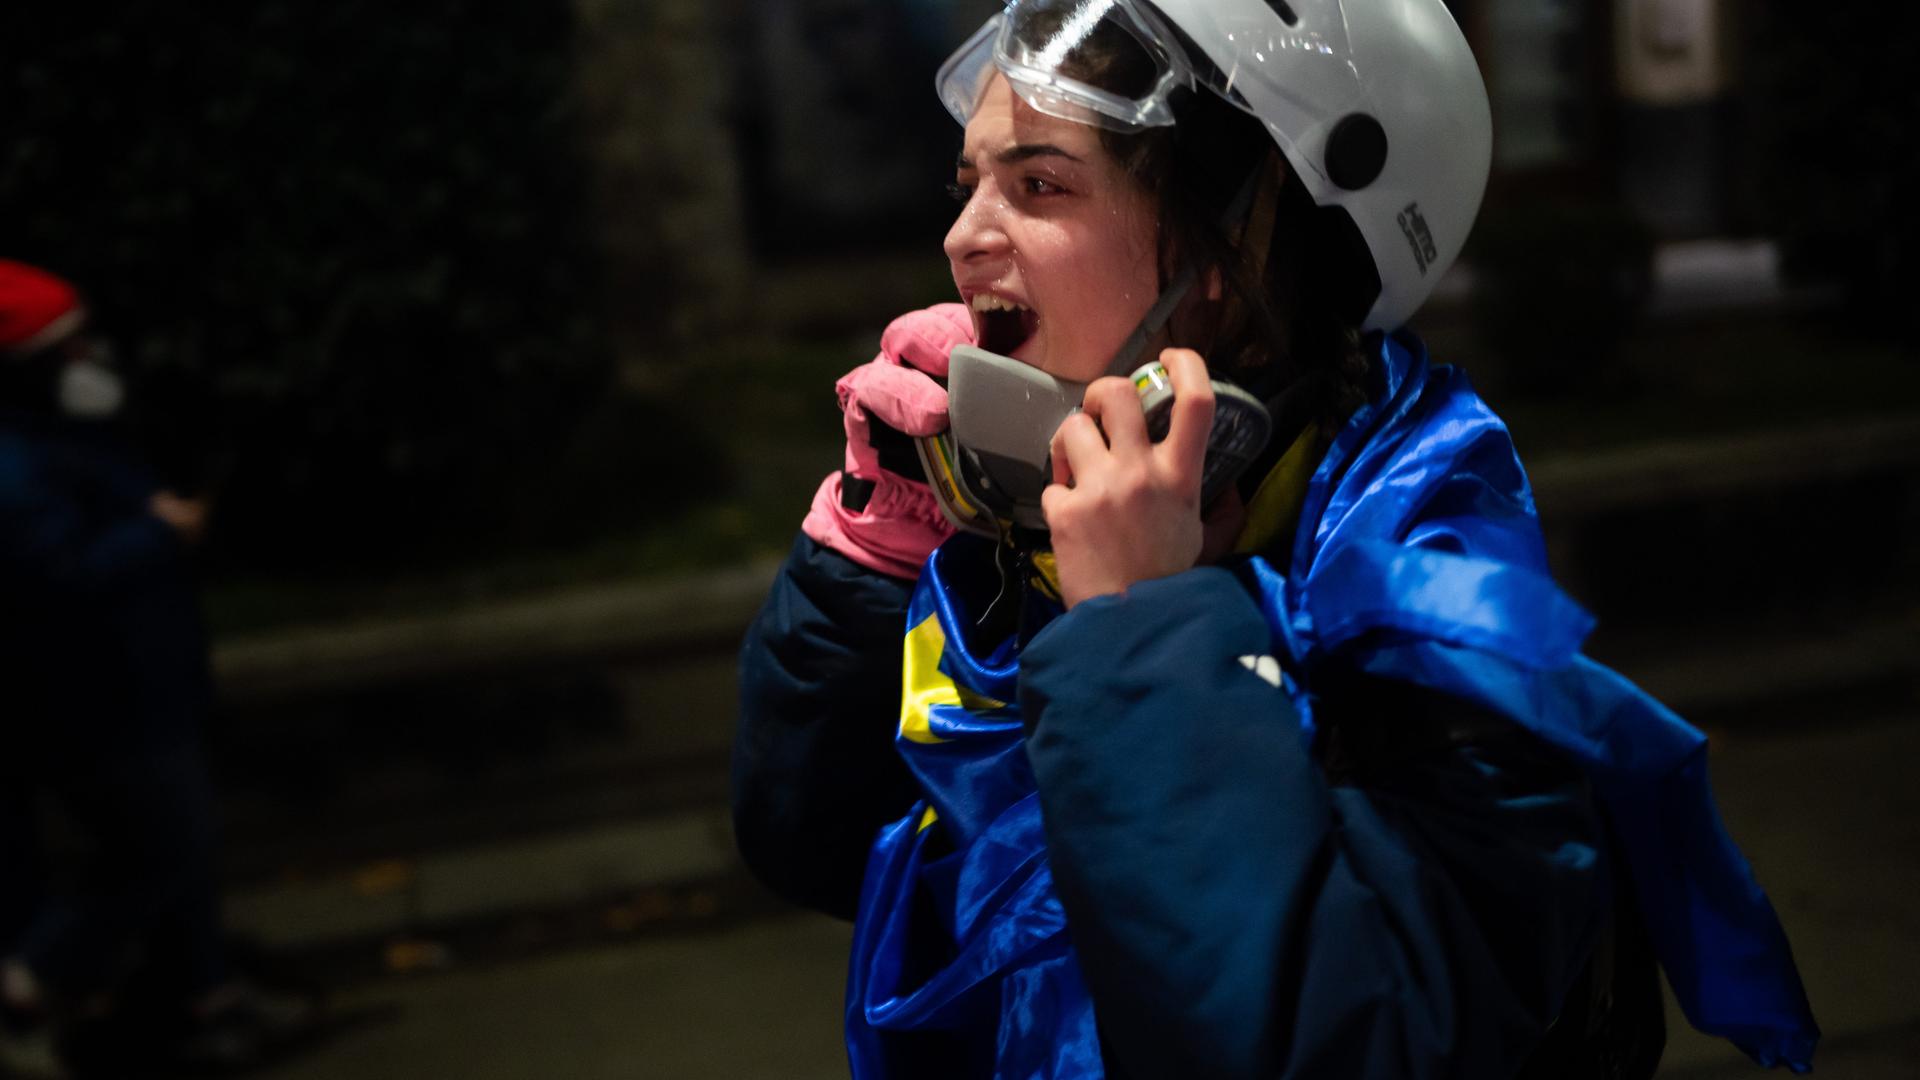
946, 182, 974, 204
1024, 176, 1066, 196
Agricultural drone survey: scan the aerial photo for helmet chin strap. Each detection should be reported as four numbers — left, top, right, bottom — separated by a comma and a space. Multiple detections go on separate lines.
1100, 162, 1266, 380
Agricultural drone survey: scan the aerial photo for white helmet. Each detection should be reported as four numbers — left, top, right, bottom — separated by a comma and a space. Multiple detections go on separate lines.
937, 0, 1492, 331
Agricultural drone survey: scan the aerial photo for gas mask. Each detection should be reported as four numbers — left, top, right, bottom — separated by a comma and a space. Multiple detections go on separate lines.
916, 344, 1272, 537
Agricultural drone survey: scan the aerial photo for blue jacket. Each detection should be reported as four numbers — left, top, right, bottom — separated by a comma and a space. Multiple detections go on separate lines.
0, 408, 211, 758
734, 333, 1817, 1077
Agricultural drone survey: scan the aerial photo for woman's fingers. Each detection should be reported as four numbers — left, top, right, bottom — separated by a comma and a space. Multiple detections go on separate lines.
1157, 348, 1215, 492
1049, 410, 1109, 486
1050, 376, 1145, 487
1078, 376, 1151, 456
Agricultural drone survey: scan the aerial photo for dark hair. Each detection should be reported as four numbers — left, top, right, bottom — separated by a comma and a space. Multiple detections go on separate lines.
1103, 93, 1374, 434
1017, 0, 1375, 431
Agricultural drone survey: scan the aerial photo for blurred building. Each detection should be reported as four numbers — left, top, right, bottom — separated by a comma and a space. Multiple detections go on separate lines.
576, 0, 1790, 366
718, 0, 1751, 259
1453, 0, 1746, 237
736, 0, 990, 255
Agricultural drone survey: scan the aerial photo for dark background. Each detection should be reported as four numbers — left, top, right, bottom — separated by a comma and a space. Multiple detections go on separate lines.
1, 0, 1912, 596
3, 2, 1918, 1077
0, 1, 973, 590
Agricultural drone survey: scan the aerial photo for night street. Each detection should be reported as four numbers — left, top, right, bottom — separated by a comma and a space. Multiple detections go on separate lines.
237, 697, 1919, 1078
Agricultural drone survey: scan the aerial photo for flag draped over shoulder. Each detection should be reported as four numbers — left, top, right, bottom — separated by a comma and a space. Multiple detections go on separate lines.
845, 333, 1818, 1078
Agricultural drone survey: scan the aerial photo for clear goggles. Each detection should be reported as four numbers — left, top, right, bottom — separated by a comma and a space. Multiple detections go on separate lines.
936, 0, 1196, 133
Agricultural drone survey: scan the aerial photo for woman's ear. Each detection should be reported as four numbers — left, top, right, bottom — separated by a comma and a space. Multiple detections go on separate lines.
1204, 265, 1224, 302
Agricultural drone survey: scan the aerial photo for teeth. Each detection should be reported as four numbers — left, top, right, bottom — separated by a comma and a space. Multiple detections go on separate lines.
969, 293, 1029, 314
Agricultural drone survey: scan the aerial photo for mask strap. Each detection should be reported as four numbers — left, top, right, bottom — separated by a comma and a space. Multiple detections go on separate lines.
1101, 162, 1265, 379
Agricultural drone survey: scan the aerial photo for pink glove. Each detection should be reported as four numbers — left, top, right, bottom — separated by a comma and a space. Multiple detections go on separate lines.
803, 304, 974, 579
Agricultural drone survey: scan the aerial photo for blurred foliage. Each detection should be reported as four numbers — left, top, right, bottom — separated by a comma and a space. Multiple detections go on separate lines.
1743, 1, 1920, 326
1466, 196, 1655, 396
202, 331, 860, 636
0, 2, 722, 576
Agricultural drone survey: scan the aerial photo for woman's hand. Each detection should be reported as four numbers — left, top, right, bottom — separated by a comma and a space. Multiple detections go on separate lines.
149, 490, 210, 546
801, 304, 972, 579
1043, 347, 1219, 608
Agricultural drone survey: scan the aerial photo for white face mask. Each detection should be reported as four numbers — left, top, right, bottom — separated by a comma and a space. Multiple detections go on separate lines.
57, 358, 126, 419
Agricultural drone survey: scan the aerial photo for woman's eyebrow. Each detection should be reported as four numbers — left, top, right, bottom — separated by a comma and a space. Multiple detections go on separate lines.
955, 143, 1086, 170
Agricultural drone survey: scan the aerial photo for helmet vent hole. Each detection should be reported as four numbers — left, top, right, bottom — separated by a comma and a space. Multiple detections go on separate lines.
1263, 1, 1301, 26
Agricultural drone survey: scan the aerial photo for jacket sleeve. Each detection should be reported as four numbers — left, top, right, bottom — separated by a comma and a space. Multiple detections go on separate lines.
1018, 567, 1608, 1080
0, 437, 180, 602
732, 532, 923, 920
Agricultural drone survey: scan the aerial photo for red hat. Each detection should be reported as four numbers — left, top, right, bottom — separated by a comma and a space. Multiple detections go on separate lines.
0, 259, 86, 356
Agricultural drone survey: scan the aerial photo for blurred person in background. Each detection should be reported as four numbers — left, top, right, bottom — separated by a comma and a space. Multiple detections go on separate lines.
734, 2, 1817, 1077
0, 259, 313, 1077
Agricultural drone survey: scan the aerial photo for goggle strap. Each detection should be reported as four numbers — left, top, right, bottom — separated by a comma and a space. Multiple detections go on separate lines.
1102, 162, 1265, 379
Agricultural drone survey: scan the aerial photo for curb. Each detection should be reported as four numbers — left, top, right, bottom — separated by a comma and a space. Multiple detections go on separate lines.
1528, 414, 1920, 518
210, 415, 1920, 704
225, 807, 740, 952
211, 556, 783, 704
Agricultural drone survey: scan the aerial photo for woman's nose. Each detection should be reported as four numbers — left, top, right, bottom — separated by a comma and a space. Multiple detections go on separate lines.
943, 190, 1009, 265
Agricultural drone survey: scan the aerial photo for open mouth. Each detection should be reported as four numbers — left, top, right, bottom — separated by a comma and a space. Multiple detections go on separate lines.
970, 293, 1038, 357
